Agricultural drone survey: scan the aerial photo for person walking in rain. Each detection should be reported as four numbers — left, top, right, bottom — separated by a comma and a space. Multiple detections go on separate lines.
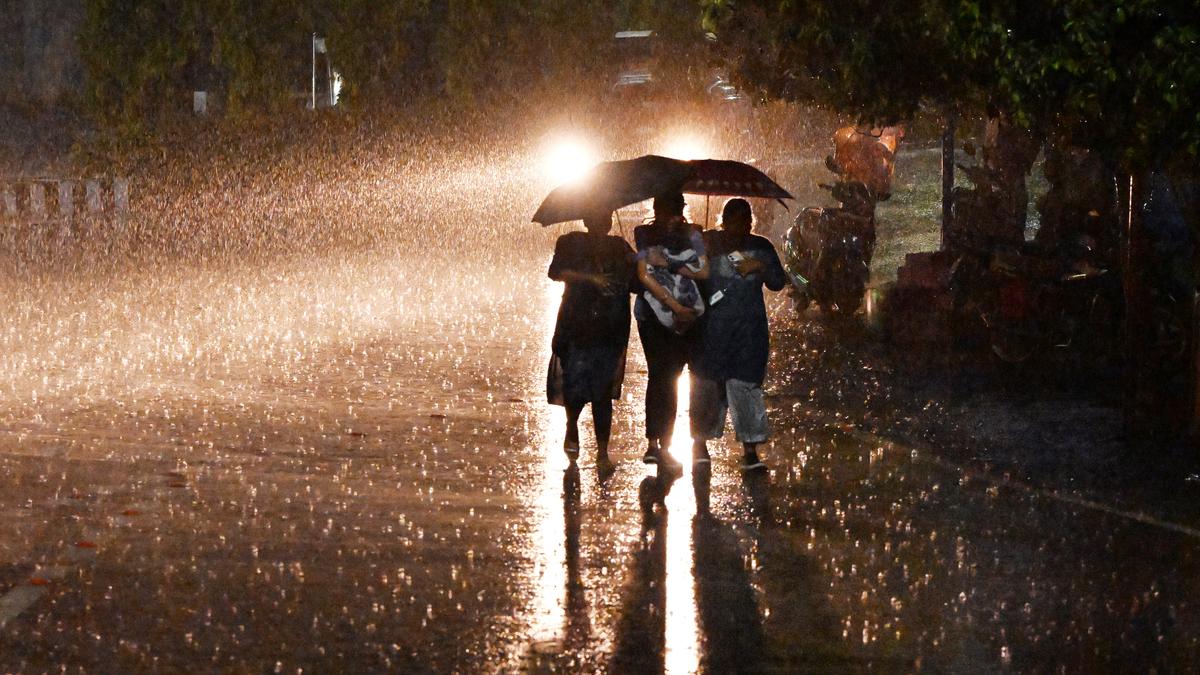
547, 210, 635, 467
689, 198, 787, 471
634, 192, 709, 467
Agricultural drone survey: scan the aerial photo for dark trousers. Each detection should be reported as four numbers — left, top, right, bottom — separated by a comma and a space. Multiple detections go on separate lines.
637, 318, 696, 441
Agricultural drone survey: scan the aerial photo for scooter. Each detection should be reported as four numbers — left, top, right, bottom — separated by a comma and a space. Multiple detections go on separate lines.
785, 164, 884, 316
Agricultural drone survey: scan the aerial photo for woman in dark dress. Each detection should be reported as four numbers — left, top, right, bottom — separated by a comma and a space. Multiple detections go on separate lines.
690, 198, 788, 471
547, 210, 635, 465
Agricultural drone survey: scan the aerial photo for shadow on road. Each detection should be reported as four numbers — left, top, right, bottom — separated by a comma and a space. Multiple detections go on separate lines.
692, 465, 767, 673
608, 475, 671, 672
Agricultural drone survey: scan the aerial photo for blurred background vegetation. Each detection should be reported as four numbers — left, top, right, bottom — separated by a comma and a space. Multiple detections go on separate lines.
75, 1, 707, 126
0, 0, 1193, 174
702, 0, 1200, 170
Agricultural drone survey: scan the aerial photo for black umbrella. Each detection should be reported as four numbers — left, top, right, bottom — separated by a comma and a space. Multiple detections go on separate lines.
531, 155, 693, 225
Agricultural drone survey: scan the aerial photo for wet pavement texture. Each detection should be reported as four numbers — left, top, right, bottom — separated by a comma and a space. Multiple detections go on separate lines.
0, 133, 1198, 672
0, 253, 1196, 673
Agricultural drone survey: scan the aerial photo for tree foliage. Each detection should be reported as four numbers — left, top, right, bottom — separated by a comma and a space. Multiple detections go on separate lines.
81, 0, 421, 125
702, 0, 1200, 168
79, 0, 706, 128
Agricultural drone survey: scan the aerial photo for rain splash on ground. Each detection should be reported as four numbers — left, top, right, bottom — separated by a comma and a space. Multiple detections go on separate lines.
0, 111, 1197, 671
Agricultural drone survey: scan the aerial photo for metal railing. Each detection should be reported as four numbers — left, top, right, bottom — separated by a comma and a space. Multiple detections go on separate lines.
1, 177, 130, 225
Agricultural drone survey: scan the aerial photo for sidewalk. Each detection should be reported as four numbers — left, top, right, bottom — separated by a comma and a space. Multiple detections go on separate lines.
768, 303, 1200, 529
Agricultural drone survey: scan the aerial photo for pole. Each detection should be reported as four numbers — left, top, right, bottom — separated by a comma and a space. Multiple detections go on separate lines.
1193, 275, 1200, 447
1192, 180, 1200, 445
1122, 172, 1151, 437
311, 33, 317, 110
704, 195, 710, 229
940, 111, 956, 249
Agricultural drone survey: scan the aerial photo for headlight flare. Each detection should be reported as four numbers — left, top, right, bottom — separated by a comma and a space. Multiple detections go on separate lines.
541, 136, 599, 186
659, 132, 713, 161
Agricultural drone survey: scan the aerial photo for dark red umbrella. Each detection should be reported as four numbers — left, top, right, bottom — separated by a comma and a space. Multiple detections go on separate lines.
682, 159, 793, 204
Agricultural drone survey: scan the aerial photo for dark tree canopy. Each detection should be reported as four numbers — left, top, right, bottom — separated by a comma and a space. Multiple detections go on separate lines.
79, 0, 705, 130
702, 0, 1200, 169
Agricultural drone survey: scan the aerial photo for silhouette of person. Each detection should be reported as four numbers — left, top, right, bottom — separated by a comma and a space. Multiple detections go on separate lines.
634, 192, 710, 468
690, 199, 787, 471
547, 210, 634, 467
608, 474, 676, 671
691, 466, 767, 672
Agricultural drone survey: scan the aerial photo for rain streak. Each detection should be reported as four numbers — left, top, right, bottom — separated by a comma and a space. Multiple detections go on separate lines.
1, 77, 1197, 675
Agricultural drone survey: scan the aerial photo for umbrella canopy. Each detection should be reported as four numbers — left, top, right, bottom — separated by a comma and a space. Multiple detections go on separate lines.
532, 155, 692, 225
682, 159, 793, 203
532, 155, 792, 225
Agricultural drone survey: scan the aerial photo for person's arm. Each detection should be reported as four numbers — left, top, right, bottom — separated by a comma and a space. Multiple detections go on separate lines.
643, 247, 669, 268
676, 230, 710, 280
547, 235, 572, 281
638, 259, 692, 315
759, 245, 788, 292
633, 225, 648, 252
734, 256, 765, 277
678, 254, 710, 280
624, 243, 640, 295
733, 249, 785, 289
555, 269, 608, 288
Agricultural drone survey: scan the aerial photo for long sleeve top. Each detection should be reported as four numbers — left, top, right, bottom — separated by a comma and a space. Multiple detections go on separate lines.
694, 231, 787, 384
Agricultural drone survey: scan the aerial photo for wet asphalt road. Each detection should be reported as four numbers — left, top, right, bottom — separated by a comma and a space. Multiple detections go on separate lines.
0, 250, 1197, 674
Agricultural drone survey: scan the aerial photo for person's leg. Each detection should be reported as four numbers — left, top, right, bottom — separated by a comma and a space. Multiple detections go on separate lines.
740, 441, 763, 469
726, 378, 769, 470
592, 398, 616, 479
654, 340, 690, 467
688, 375, 726, 464
564, 403, 583, 460
647, 360, 683, 442
662, 332, 693, 425
592, 397, 613, 457
638, 320, 677, 460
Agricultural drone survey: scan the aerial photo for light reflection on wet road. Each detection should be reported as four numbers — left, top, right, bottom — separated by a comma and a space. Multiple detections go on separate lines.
524, 272, 705, 673
525, 279, 569, 656
661, 374, 700, 675
0, 251, 1196, 672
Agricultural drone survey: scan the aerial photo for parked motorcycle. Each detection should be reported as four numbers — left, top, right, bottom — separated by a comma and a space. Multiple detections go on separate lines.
785, 165, 885, 316
947, 147, 1127, 366
977, 239, 1122, 365
943, 159, 1024, 344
